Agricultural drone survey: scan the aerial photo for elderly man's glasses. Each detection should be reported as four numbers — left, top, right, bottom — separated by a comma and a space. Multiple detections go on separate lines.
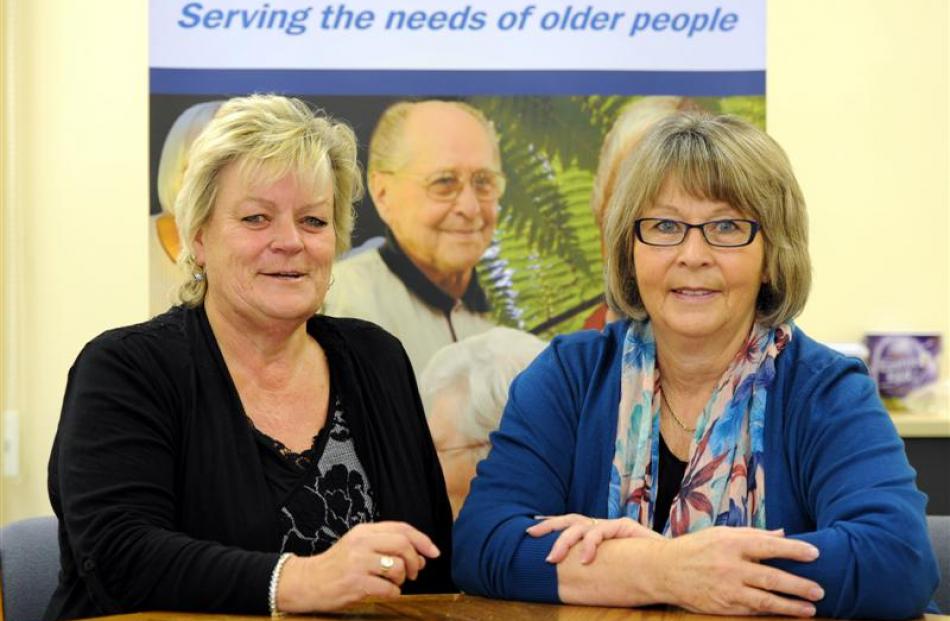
634, 218, 760, 248
383, 169, 506, 203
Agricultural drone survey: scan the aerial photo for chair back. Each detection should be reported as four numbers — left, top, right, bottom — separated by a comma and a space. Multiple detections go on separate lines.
929, 515, 950, 612
0, 516, 60, 621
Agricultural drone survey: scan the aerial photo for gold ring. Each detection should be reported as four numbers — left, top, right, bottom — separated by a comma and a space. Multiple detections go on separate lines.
379, 555, 395, 574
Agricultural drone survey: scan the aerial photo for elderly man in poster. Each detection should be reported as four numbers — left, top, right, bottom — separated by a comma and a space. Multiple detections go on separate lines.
323, 100, 503, 375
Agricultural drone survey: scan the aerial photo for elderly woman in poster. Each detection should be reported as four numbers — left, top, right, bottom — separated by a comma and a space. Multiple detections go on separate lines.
452, 112, 938, 618
419, 327, 546, 518
150, 100, 224, 314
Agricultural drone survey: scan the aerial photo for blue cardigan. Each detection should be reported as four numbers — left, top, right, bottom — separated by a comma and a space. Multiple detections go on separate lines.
453, 321, 938, 619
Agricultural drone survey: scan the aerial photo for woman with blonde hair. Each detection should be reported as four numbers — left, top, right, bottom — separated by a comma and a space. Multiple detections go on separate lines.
453, 112, 938, 618
46, 94, 453, 620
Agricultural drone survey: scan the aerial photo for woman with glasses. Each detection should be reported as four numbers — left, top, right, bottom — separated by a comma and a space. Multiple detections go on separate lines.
453, 113, 938, 618
323, 100, 504, 377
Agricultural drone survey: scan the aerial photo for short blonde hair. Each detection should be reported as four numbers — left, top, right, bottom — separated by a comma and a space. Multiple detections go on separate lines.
590, 97, 702, 229
367, 100, 501, 179
174, 94, 363, 306
604, 113, 811, 327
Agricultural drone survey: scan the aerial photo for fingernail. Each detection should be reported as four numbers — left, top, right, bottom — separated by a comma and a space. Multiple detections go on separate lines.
544, 554, 553, 563
810, 587, 825, 601
807, 545, 820, 559
770, 528, 785, 534
800, 604, 816, 617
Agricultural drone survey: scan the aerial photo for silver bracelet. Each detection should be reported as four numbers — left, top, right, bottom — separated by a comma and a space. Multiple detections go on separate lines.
268, 552, 293, 617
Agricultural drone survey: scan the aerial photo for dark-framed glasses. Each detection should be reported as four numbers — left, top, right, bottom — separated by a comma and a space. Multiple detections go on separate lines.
384, 169, 506, 203
634, 218, 760, 248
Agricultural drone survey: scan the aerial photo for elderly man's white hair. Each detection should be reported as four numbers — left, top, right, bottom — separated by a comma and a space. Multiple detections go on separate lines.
419, 327, 546, 448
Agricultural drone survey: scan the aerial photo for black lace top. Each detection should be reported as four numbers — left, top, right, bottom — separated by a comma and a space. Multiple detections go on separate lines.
251, 387, 376, 556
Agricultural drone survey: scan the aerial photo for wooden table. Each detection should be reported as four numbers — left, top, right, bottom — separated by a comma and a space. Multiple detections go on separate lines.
86, 594, 949, 620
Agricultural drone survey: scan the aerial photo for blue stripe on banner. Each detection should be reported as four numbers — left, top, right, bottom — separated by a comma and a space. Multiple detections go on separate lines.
149, 68, 764, 96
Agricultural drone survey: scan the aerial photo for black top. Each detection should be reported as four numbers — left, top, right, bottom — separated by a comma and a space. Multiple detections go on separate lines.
45, 306, 454, 620
652, 433, 687, 534
252, 386, 376, 556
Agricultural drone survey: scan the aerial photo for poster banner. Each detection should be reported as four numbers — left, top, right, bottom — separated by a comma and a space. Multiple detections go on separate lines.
150, 0, 765, 515
151, 1, 764, 93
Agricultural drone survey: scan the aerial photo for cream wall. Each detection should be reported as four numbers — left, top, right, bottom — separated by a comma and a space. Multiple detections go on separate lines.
1, 0, 149, 524
1, 0, 948, 524
770, 1, 950, 357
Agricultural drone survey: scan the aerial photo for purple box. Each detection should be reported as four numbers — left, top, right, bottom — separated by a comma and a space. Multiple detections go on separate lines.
865, 333, 941, 398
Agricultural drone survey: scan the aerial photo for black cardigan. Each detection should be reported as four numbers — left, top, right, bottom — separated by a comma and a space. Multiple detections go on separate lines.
44, 306, 454, 620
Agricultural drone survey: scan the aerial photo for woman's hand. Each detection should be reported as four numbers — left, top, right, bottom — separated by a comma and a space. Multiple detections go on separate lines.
276, 521, 440, 613
530, 517, 823, 616
659, 526, 824, 617
527, 514, 663, 564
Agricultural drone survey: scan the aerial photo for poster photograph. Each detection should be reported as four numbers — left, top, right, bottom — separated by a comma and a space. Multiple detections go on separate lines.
150, 0, 765, 515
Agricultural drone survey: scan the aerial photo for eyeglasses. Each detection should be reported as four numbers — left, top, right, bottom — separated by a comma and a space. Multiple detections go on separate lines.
634, 218, 760, 247
382, 169, 506, 203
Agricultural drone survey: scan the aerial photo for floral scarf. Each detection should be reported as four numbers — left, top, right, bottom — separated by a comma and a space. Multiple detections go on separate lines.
607, 320, 791, 535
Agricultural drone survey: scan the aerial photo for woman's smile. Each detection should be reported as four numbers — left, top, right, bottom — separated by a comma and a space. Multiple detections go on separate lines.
261, 270, 308, 280
670, 287, 719, 300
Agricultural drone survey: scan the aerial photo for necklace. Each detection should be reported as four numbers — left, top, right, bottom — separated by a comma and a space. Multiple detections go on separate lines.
659, 386, 697, 433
